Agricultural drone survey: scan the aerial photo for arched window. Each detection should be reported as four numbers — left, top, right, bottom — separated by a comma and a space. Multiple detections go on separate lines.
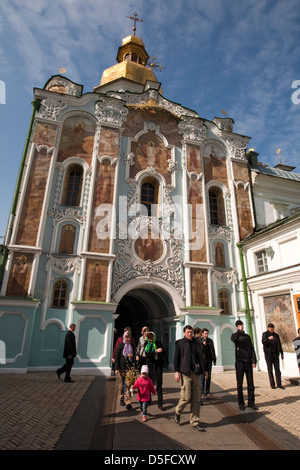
58, 224, 76, 254
209, 187, 226, 226
218, 289, 230, 315
51, 280, 68, 309
62, 164, 83, 206
140, 177, 159, 216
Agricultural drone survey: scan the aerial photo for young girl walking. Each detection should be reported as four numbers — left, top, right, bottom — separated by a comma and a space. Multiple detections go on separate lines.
133, 365, 156, 422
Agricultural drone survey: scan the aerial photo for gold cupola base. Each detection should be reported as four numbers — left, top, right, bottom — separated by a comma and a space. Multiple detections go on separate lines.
94, 35, 161, 94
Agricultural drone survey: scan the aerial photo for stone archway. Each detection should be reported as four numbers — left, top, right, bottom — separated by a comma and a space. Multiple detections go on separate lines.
113, 278, 183, 354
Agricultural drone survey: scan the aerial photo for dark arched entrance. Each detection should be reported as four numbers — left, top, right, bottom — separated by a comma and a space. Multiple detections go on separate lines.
114, 286, 176, 349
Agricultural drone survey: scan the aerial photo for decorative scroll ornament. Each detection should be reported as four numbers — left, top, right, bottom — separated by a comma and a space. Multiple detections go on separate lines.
112, 225, 184, 298
167, 158, 178, 173
107, 89, 198, 119
212, 268, 238, 286
95, 97, 129, 126
124, 152, 135, 166
48, 207, 86, 224
226, 139, 248, 160
208, 225, 234, 241
45, 76, 82, 97
178, 117, 207, 142
38, 97, 67, 121
46, 254, 81, 274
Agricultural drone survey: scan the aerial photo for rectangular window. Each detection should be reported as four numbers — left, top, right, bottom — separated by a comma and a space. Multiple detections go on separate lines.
256, 250, 269, 273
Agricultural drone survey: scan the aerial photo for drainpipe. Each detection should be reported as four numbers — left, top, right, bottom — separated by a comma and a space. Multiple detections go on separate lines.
0, 99, 41, 289
237, 242, 254, 343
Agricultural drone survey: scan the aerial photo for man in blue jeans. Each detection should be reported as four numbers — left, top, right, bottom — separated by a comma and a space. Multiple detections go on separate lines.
231, 320, 258, 410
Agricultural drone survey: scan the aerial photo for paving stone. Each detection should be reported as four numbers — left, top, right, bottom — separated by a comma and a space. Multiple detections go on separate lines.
0, 370, 299, 451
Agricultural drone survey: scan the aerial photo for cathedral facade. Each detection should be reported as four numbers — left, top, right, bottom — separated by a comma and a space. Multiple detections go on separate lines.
1, 33, 299, 375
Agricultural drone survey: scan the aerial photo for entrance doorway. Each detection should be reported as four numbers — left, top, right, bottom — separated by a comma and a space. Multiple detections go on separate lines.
113, 285, 177, 354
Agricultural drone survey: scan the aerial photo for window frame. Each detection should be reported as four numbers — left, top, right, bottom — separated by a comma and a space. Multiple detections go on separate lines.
255, 249, 269, 273
218, 289, 231, 314
61, 164, 83, 207
208, 186, 226, 226
140, 176, 160, 217
51, 279, 68, 309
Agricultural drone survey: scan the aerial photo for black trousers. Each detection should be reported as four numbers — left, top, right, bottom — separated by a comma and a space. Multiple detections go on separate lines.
57, 357, 74, 380
265, 354, 282, 387
235, 361, 255, 406
155, 365, 163, 407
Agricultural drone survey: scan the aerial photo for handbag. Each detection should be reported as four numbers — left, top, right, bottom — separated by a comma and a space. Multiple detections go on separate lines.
193, 363, 201, 375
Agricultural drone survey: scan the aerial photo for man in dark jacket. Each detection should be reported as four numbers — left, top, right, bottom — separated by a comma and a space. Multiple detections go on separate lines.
262, 323, 285, 389
200, 328, 216, 396
231, 320, 257, 410
56, 323, 77, 383
174, 325, 207, 431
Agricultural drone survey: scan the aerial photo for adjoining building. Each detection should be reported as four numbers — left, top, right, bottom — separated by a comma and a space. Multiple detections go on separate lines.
0, 31, 299, 376
239, 157, 300, 375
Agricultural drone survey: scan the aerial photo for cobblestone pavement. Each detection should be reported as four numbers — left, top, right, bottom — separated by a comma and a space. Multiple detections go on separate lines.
0, 369, 299, 451
212, 370, 300, 442
0, 373, 94, 450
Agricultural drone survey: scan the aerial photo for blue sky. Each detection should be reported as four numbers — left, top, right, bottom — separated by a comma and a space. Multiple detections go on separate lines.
0, 0, 300, 238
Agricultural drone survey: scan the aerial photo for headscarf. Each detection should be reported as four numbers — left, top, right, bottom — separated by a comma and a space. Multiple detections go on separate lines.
122, 332, 134, 361
145, 331, 157, 357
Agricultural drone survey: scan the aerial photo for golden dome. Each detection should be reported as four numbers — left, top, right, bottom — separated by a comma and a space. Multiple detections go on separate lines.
94, 35, 159, 92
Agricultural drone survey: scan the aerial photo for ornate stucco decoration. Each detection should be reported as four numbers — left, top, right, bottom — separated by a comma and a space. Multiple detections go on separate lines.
46, 254, 82, 274
212, 267, 238, 286
48, 165, 92, 226
124, 151, 135, 167
112, 224, 184, 297
45, 76, 82, 97
227, 138, 248, 161
208, 225, 234, 242
37, 97, 67, 121
48, 207, 86, 225
107, 89, 198, 119
167, 159, 178, 173
178, 116, 207, 142
213, 117, 234, 133
95, 96, 129, 126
